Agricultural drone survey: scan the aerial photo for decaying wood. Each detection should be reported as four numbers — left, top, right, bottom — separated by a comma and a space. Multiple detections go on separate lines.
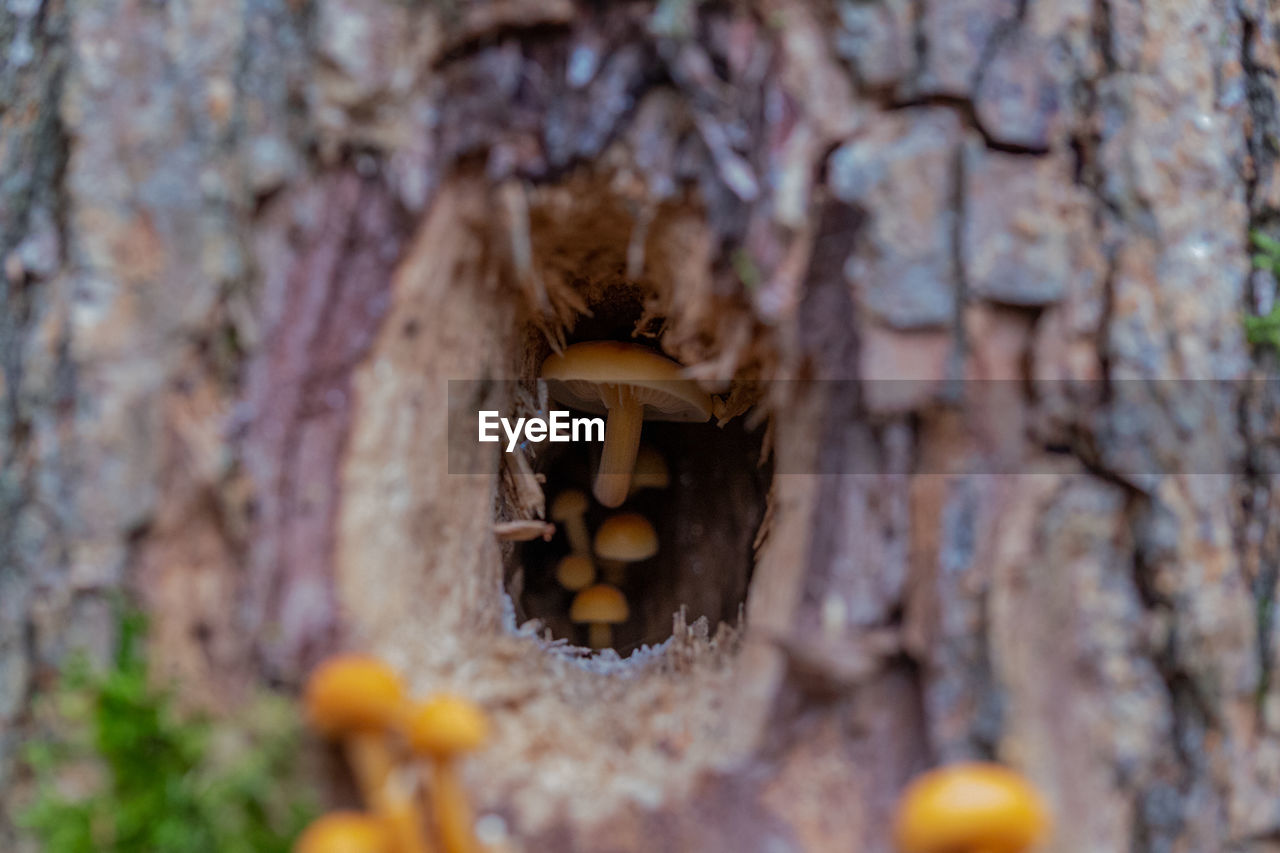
492, 521, 555, 542
5, 0, 1280, 851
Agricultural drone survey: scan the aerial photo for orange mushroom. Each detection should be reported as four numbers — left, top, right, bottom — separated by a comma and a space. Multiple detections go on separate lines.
304, 655, 432, 853
893, 762, 1049, 853
295, 812, 394, 853
549, 488, 592, 555
570, 583, 629, 650
541, 342, 712, 507
407, 694, 491, 853
555, 553, 596, 591
594, 512, 657, 585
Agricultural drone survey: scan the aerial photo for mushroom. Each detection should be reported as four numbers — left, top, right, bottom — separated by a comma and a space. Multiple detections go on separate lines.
629, 444, 670, 494
594, 511, 657, 585
549, 488, 592, 555
304, 655, 432, 853
892, 762, 1049, 853
570, 583, 629, 650
555, 553, 596, 591
296, 812, 394, 853
407, 694, 491, 853
541, 342, 712, 507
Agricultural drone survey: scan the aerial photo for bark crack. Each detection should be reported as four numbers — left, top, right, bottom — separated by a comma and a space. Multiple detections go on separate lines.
1237, 0, 1280, 735
0, 0, 73, 839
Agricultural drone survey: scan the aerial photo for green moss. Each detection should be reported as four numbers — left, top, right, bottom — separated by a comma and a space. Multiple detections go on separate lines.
20, 610, 319, 853
1246, 230, 1280, 351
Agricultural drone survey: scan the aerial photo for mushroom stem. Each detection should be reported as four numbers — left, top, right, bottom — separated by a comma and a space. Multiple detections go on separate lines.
588, 623, 613, 650
345, 733, 395, 802
563, 515, 592, 556
430, 758, 479, 853
346, 735, 433, 853
384, 772, 436, 853
595, 388, 643, 507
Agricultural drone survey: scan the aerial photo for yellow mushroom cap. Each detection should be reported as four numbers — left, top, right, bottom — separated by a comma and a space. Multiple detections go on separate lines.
594, 512, 658, 563
893, 762, 1049, 853
570, 584, 629, 625
407, 694, 491, 758
631, 445, 670, 490
555, 554, 596, 591
295, 812, 393, 853
304, 655, 406, 737
550, 488, 589, 520
540, 342, 713, 423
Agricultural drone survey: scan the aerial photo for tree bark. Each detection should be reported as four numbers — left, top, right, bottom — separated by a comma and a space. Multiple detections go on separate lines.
4, 0, 1280, 851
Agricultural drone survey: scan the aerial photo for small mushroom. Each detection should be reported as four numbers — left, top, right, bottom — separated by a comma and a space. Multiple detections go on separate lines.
629, 444, 670, 494
305, 655, 404, 796
407, 694, 491, 853
555, 553, 596, 591
541, 342, 712, 507
570, 583, 629, 650
304, 656, 432, 853
549, 488, 592, 555
893, 762, 1049, 853
296, 812, 394, 853
594, 512, 657, 585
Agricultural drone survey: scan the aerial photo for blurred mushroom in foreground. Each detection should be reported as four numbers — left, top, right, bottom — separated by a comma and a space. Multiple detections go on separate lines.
408, 694, 491, 853
295, 811, 394, 853
304, 656, 432, 853
892, 762, 1050, 853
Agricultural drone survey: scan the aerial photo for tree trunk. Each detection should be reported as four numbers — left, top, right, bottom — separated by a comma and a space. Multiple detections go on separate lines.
4, 0, 1279, 851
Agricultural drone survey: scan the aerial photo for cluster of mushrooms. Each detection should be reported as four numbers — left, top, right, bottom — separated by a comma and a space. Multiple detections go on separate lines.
295, 655, 492, 853
289, 655, 1050, 852
536, 341, 714, 652
548, 451, 665, 650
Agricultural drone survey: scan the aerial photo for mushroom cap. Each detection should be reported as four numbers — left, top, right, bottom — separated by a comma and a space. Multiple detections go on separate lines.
555, 554, 596, 591
540, 342, 713, 423
550, 488, 589, 520
304, 655, 406, 736
407, 694, 491, 758
893, 762, 1049, 853
594, 512, 658, 563
570, 584, 629, 624
296, 812, 393, 853
631, 445, 670, 490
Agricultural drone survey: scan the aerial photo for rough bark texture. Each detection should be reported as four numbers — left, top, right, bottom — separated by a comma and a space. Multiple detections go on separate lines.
4, 0, 1280, 851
